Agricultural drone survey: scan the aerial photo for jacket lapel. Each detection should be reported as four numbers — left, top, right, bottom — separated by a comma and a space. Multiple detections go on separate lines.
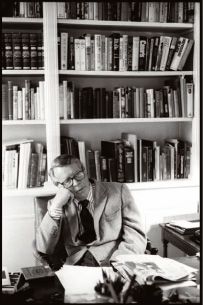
93, 181, 108, 240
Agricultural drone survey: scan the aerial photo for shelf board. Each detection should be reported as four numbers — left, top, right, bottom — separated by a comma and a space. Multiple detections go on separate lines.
60, 118, 192, 124
59, 70, 193, 77
2, 70, 44, 75
58, 19, 193, 31
2, 17, 43, 24
3, 179, 198, 197
3, 120, 46, 125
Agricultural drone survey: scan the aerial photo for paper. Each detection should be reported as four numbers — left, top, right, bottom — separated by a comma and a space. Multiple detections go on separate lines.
168, 220, 199, 229
112, 255, 198, 284
55, 265, 116, 302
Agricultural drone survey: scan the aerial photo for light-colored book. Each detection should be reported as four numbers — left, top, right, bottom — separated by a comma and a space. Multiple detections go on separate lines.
186, 82, 194, 118
132, 36, 139, 71
78, 140, 87, 170
170, 37, 189, 71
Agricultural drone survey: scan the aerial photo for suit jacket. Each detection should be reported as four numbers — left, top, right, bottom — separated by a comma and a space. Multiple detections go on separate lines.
36, 181, 147, 265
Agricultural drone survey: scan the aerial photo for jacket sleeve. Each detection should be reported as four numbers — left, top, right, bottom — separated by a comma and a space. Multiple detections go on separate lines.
36, 200, 63, 255
110, 184, 147, 261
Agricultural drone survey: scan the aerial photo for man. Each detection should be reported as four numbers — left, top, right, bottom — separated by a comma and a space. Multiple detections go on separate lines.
36, 154, 147, 267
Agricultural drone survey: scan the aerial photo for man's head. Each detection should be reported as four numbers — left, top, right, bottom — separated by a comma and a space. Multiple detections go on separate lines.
49, 154, 90, 200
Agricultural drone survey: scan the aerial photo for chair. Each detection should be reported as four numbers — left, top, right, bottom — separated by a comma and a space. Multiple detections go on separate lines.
33, 196, 158, 271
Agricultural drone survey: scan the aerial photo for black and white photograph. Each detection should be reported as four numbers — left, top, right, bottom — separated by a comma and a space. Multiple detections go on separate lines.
2, 1, 201, 304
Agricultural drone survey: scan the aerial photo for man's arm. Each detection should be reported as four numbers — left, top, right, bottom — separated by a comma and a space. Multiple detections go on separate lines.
110, 184, 147, 261
36, 188, 72, 254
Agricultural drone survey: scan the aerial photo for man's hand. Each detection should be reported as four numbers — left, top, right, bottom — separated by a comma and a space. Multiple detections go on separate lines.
51, 188, 72, 209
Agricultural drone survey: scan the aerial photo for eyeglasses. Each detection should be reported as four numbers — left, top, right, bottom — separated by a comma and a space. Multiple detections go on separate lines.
56, 171, 85, 188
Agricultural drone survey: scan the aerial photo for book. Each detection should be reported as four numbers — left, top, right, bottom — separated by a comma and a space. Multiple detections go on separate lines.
12, 33, 22, 69
100, 156, 108, 182
60, 32, 68, 70
2, 84, 9, 120
170, 37, 189, 71
177, 39, 194, 71
22, 33, 30, 69
30, 33, 38, 70
139, 36, 147, 71
78, 140, 87, 170
87, 149, 97, 180
165, 37, 178, 70
186, 82, 194, 118
132, 36, 139, 71
124, 146, 134, 183
101, 140, 125, 182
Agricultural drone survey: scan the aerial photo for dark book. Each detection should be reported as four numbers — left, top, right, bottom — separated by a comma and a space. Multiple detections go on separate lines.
127, 35, 133, 71
100, 156, 108, 182
94, 88, 101, 118
25, 79, 31, 119
12, 33, 22, 69
101, 140, 125, 182
86, 87, 94, 118
107, 158, 117, 182
22, 33, 30, 69
131, 2, 141, 21
151, 37, 159, 71
30, 33, 38, 70
28, 153, 39, 187
37, 32, 44, 69
184, 142, 192, 179
68, 36, 75, 70
4, 33, 13, 69
40, 153, 47, 186
124, 146, 134, 183
139, 36, 147, 71
100, 88, 106, 118
81, 87, 88, 118
125, 87, 133, 118
165, 37, 177, 71
162, 87, 169, 117
8, 81, 13, 120
87, 149, 97, 180
2, 84, 9, 120
111, 33, 120, 71
105, 91, 113, 118
74, 87, 79, 119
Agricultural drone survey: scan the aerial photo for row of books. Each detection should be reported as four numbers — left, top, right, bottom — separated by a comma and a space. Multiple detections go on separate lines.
59, 33, 193, 72
59, 77, 193, 120
2, 32, 44, 70
2, 2, 43, 18
61, 135, 191, 183
2, 80, 45, 120
2, 139, 47, 189
57, 2, 194, 23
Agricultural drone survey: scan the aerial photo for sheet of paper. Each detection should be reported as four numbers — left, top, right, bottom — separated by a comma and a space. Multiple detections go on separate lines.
55, 265, 115, 299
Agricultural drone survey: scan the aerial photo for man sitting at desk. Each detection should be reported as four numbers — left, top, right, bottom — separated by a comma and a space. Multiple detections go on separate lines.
35, 154, 147, 267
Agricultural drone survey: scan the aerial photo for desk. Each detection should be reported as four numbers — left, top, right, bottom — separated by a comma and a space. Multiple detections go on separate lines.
160, 224, 200, 257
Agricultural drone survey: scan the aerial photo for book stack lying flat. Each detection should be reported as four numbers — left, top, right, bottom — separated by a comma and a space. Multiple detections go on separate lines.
165, 219, 200, 235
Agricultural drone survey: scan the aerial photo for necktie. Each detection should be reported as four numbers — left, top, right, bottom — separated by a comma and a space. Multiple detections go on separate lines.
78, 199, 96, 244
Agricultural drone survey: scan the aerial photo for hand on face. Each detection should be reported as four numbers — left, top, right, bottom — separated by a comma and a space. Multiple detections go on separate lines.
52, 187, 72, 209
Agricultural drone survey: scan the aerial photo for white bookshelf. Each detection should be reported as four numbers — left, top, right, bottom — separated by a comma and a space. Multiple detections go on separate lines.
3, 120, 46, 125
2, 2, 200, 193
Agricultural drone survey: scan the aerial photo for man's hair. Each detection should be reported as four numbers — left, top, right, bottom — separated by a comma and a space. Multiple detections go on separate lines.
49, 154, 84, 185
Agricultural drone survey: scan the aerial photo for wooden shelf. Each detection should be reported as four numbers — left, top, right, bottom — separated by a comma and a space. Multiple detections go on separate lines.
2, 17, 43, 24
58, 19, 193, 31
3, 120, 46, 125
2, 70, 44, 76
59, 70, 193, 77
3, 186, 57, 197
60, 118, 192, 124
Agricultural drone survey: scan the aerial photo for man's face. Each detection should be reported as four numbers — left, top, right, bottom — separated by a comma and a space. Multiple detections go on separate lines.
53, 160, 90, 200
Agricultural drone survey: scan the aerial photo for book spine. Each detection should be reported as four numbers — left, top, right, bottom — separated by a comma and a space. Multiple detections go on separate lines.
139, 36, 147, 71
8, 81, 13, 120
94, 34, 102, 71
74, 38, 81, 70
100, 156, 108, 182
186, 82, 194, 118
30, 33, 38, 70
80, 38, 86, 71
132, 36, 139, 71
60, 32, 68, 70
22, 33, 30, 69
160, 36, 172, 71
2, 84, 9, 120
107, 158, 117, 182
165, 37, 177, 70
85, 34, 91, 71
94, 150, 101, 181
112, 34, 120, 71
177, 39, 194, 71
12, 85, 18, 120
124, 146, 134, 183
68, 36, 75, 70
170, 37, 189, 71
12, 33, 22, 69
4, 33, 13, 69
37, 32, 44, 69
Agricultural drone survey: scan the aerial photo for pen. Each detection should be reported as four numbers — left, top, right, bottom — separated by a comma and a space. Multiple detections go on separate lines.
102, 269, 119, 303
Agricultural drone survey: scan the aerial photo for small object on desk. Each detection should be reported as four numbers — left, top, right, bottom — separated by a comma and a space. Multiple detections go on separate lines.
165, 219, 199, 235
102, 268, 120, 303
2, 271, 27, 294
21, 265, 55, 281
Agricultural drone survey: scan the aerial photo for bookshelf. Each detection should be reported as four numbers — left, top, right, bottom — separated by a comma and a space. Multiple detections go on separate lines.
2, 2, 200, 195
2, 2, 200, 270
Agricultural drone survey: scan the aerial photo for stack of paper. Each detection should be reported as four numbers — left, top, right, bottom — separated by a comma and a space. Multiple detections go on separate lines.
112, 255, 198, 286
166, 220, 200, 235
